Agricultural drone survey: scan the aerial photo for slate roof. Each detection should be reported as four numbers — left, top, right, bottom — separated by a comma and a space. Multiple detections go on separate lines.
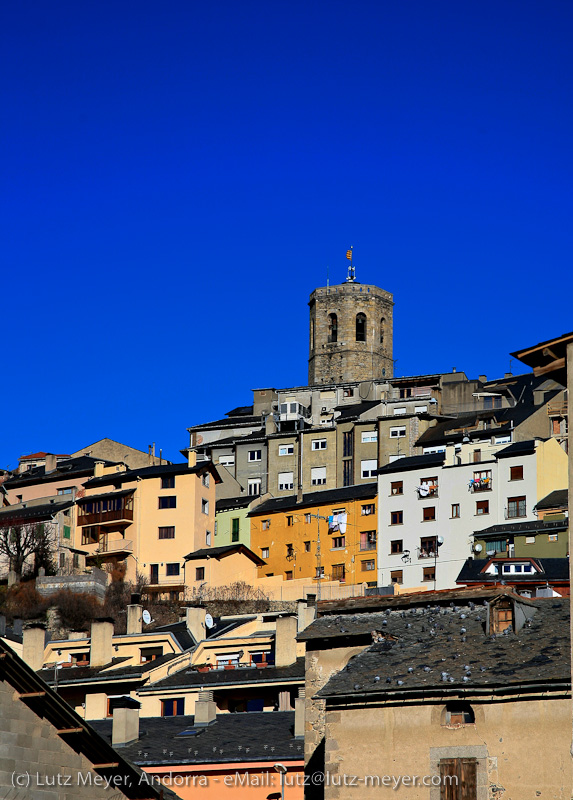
334, 400, 382, 421
4, 456, 120, 488
317, 598, 570, 700
377, 452, 445, 475
37, 653, 182, 686
216, 495, 254, 512
183, 544, 265, 565
85, 461, 220, 489
152, 620, 196, 650
226, 405, 254, 417
141, 657, 305, 692
456, 557, 570, 585
91, 711, 302, 766
535, 489, 568, 511
76, 487, 135, 504
0, 497, 74, 523
249, 482, 377, 516
474, 519, 567, 537
495, 439, 538, 459
187, 415, 262, 432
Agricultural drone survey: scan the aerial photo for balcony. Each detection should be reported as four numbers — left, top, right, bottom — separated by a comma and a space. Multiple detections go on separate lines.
78, 508, 134, 527
417, 485, 438, 498
148, 574, 184, 587
547, 403, 567, 417
85, 539, 133, 561
278, 401, 311, 422
360, 542, 376, 551
418, 549, 438, 559
469, 476, 492, 493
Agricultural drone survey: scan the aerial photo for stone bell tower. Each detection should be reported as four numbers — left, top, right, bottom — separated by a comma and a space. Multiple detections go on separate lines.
308, 264, 394, 385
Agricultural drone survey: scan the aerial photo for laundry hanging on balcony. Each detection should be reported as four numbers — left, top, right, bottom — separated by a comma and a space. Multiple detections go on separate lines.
469, 476, 490, 491
328, 512, 347, 533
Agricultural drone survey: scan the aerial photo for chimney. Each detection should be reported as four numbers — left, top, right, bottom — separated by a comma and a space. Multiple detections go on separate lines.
112, 697, 141, 747
297, 600, 316, 633
188, 450, 197, 468
479, 375, 487, 384
126, 604, 142, 635
194, 690, 216, 726
45, 454, 57, 473
265, 414, 276, 435
90, 618, 114, 667
12, 618, 23, 637
68, 630, 85, 641
22, 624, 46, 672
275, 615, 298, 667
294, 688, 305, 738
93, 461, 105, 478
186, 606, 206, 643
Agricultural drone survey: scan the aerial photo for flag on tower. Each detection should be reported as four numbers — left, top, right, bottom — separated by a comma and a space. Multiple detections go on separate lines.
346, 249, 352, 260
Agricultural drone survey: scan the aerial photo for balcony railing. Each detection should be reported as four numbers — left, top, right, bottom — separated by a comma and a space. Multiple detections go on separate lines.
547, 403, 567, 416
360, 542, 376, 551
78, 509, 134, 527
148, 574, 184, 586
418, 548, 439, 559
469, 478, 492, 493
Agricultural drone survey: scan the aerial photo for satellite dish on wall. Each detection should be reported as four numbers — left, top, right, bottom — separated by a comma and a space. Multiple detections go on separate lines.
142, 610, 151, 625
474, 544, 483, 553
437, 536, 444, 546
205, 613, 214, 629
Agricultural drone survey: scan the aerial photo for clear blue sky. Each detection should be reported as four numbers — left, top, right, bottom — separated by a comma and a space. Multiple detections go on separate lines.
2, 1, 572, 468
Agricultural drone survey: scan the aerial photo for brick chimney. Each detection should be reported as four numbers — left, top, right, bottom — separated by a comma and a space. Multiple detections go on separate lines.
112, 697, 141, 747
90, 618, 114, 667
22, 624, 46, 671
275, 615, 298, 668
126, 604, 142, 635
186, 606, 206, 644
194, 691, 216, 726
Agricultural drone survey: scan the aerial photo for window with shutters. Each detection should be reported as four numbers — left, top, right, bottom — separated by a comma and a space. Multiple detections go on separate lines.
439, 757, 477, 799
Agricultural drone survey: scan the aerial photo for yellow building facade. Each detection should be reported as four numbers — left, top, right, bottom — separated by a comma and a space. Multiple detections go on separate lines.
249, 483, 378, 588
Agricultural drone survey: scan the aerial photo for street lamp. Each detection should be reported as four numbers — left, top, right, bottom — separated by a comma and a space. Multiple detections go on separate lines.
274, 763, 287, 800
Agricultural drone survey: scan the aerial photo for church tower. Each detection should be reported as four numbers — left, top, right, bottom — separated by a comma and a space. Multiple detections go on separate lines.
308, 261, 394, 385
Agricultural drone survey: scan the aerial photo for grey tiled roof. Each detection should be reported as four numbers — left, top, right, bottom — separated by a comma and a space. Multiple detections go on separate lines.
140, 657, 305, 692
535, 489, 568, 511
456, 557, 569, 584
317, 598, 570, 699
90, 712, 303, 766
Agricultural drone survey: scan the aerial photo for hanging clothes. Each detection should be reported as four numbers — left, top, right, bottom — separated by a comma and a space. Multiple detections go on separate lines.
338, 512, 347, 534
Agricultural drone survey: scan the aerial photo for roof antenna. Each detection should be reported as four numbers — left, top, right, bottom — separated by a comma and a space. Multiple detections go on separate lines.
345, 246, 356, 282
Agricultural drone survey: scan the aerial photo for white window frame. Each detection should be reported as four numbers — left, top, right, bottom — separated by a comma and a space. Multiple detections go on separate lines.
278, 472, 294, 491
390, 426, 406, 438
278, 444, 294, 456
248, 450, 262, 462
248, 478, 261, 496
201, 499, 209, 515
361, 431, 378, 443
311, 439, 327, 451
414, 405, 427, 413
311, 466, 327, 486
361, 459, 377, 479
218, 454, 235, 467
393, 407, 407, 415
261, 547, 269, 558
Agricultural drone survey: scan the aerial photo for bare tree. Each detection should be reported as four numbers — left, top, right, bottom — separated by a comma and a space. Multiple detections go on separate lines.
0, 521, 57, 581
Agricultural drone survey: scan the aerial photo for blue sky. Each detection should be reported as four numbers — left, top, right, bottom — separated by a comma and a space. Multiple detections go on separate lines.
2, 1, 572, 467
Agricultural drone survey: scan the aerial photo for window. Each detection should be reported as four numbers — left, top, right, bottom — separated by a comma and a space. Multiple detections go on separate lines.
439, 757, 477, 798
487, 538, 507, 554
248, 450, 262, 462
419, 476, 438, 496
159, 496, 176, 509
304, 513, 311, 524
231, 518, 240, 542
279, 444, 294, 456
390, 539, 403, 554
72, 553, 79, 568
472, 449, 481, 463
471, 470, 491, 491
161, 698, 184, 717
361, 503, 375, 515
63, 525, 71, 539
311, 438, 327, 450
159, 526, 175, 539
380, 317, 385, 344
390, 426, 406, 438
360, 531, 376, 551
201, 499, 209, 515
343, 459, 353, 487
391, 510, 403, 525
196, 567, 205, 581
57, 487, 73, 495
59, 552, 66, 568
444, 702, 475, 726
423, 566, 435, 582
261, 547, 269, 558
311, 466, 327, 486
361, 459, 377, 478
161, 476, 175, 489
166, 563, 180, 576
328, 313, 338, 343
356, 313, 366, 342
202, 472, 210, 488
286, 515, 294, 527
393, 407, 407, 416
391, 481, 403, 495
285, 571, 293, 581
304, 540, 311, 552
422, 506, 436, 522
286, 543, 294, 558
414, 405, 427, 413
248, 478, 261, 496
332, 536, 345, 549
420, 536, 437, 557
451, 504, 460, 519
71, 652, 89, 665
360, 559, 375, 572
205, 530, 212, 546
218, 454, 235, 467
262, 519, 270, 530
343, 431, 353, 457
342, 387, 355, 399
315, 565, 325, 578
476, 500, 489, 515
494, 435, 511, 445
361, 431, 378, 443
507, 496, 526, 518
390, 570, 403, 584
332, 564, 345, 582
525, 535, 535, 544
278, 471, 294, 491
399, 388, 412, 399
549, 533, 559, 542
510, 465, 523, 481
82, 527, 99, 545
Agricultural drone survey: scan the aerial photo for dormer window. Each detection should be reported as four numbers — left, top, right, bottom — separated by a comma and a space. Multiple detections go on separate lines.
443, 701, 475, 726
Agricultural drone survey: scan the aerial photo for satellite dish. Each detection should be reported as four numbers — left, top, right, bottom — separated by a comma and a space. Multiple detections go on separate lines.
486, 550, 496, 556
205, 613, 214, 629
474, 544, 483, 553
142, 610, 151, 625
437, 536, 444, 546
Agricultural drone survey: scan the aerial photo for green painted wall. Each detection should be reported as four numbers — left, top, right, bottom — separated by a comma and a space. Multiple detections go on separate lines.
215, 506, 251, 548
475, 527, 568, 560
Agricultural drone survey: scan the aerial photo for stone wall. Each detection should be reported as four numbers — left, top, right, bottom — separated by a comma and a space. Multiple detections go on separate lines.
36, 568, 107, 601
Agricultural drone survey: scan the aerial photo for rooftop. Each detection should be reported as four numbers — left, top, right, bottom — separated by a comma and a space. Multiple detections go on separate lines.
85, 461, 220, 489
249, 482, 377, 516
141, 657, 305, 692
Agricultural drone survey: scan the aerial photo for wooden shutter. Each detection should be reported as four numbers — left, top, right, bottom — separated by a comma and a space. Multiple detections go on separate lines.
439, 758, 477, 800
460, 759, 477, 799
439, 759, 458, 800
